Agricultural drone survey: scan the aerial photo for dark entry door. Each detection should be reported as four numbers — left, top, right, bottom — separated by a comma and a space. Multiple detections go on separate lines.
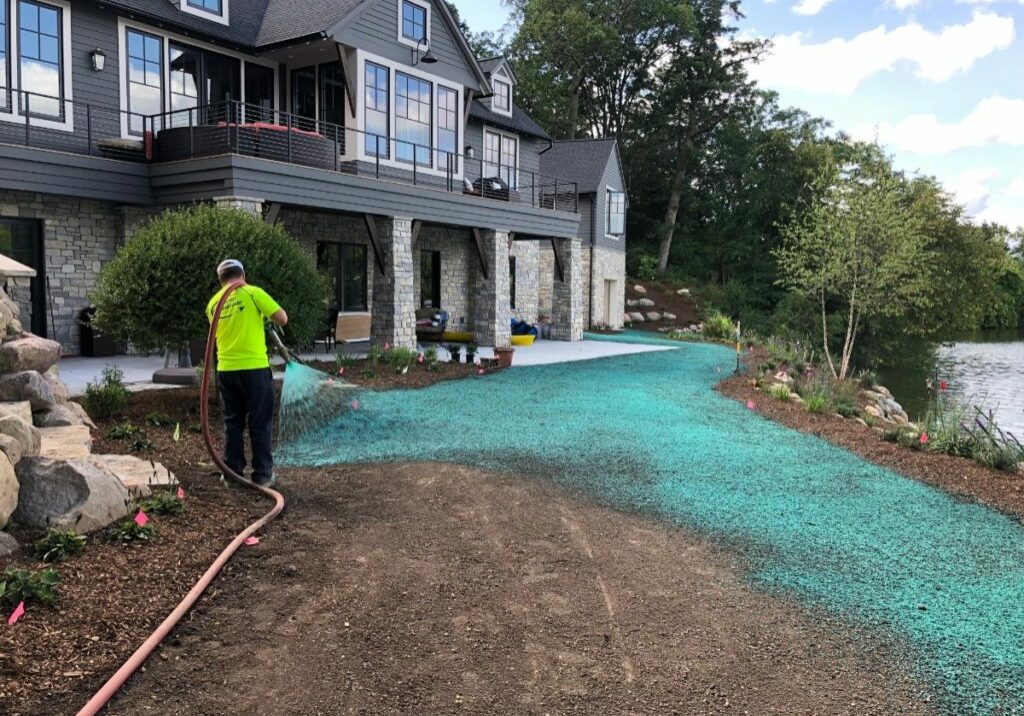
0, 219, 45, 336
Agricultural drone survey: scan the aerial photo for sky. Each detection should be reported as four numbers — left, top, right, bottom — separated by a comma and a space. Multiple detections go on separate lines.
451, 0, 1024, 231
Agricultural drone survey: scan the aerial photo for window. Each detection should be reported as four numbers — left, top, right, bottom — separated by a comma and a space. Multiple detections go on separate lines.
244, 62, 274, 122
187, 0, 221, 14
0, 0, 9, 110
437, 85, 458, 173
607, 190, 626, 236
365, 61, 389, 157
181, 0, 227, 23
18, 0, 63, 119
318, 243, 368, 313
401, 0, 427, 43
420, 250, 440, 309
319, 62, 346, 128
493, 79, 511, 114
291, 66, 316, 130
396, 71, 431, 166
484, 130, 517, 189
169, 42, 239, 125
169, 43, 199, 118
126, 28, 162, 135
509, 256, 517, 310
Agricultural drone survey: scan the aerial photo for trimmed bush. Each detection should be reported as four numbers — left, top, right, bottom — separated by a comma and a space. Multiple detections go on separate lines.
82, 366, 129, 419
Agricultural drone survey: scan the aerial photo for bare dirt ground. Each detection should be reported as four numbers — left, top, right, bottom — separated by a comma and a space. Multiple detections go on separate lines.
106, 462, 930, 716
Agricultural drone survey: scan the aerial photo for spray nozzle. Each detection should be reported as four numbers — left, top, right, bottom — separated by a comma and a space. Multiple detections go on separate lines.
268, 325, 303, 365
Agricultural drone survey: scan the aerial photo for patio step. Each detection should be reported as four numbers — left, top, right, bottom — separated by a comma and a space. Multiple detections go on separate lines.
38, 425, 92, 460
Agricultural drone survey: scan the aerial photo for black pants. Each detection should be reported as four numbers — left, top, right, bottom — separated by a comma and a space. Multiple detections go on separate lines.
218, 368, 275, 484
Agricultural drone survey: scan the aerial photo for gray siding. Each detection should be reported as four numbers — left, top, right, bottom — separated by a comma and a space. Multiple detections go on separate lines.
466, 119, 546, 195
577, 194, 593, 244
593, 146, 626, 253
0, 144, 152, 205
336, 0, 478, 89
72, 2, 121, 113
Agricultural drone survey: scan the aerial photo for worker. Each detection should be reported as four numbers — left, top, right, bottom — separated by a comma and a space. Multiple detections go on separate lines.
207, 259, 288, 488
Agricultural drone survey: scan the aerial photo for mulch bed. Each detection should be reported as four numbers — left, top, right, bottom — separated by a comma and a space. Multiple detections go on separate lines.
718, 347, 1024, 519
299, 355, 483, 390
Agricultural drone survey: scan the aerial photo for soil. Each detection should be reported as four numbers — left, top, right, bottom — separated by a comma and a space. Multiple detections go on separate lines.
625, 280, 702, 330
718, 347, 1024, 519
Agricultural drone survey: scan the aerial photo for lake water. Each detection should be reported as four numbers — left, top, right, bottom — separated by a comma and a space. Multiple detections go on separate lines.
877, 328, 1024, 437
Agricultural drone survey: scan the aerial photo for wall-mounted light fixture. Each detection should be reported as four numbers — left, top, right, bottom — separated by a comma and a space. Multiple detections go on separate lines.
411, 37, 437, 67
90, 49, 106, 72
465, 145, 475, 158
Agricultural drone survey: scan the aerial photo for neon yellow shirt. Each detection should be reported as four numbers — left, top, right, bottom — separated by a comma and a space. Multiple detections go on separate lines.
206, 284, 282, 372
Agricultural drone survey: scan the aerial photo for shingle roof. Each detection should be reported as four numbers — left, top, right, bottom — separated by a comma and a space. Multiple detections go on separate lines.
539, 139, 619, 194
257, 0, 365, 47
469, 100, 550, 141
102, 0, 271, 48
478, 57, 503, 74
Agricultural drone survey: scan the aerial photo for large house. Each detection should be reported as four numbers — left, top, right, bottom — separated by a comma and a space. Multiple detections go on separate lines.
0, 0, 626, 352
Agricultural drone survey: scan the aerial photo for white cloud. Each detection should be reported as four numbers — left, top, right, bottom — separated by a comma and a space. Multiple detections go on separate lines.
937, 169, 1024, 230
858, 96, 1024, 154
750, 10, 1015, 95
1005, 177, 1024, 197
792, 0, 837, 15
947, 168, 1000, 215
976, 205, 1024, 230
891, 0, 924, 8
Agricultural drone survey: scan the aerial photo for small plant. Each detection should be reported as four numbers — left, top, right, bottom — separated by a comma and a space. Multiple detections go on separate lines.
367, 345, 384, 365
702, 312, 736, 341
863, 414, 876, 428
173, 422, 182, 442
445, 343, 462, 363
106, 422, 154, 453
767, 383, 791, 401
33, 529, 86, 563
423, 346, 440, 372
857, 370, 879, 390
145, 412, 174, 427
115, 521, 158, 543
0, 567, 61, 607
139, 491, 186, 517
465, 343, 478, 363
383, 347, 418, 374
82, 366, 129, 419
632, 252, 658, 282
805, 394, 830, 414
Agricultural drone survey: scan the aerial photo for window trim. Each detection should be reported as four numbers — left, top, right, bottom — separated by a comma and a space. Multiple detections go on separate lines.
491, 78, 512, 117
355, 49, 465, 180
118, 18, 278, 139
0, 0, 73, 132
180, 0, 229, 26
483, 127, 519, 190
397, 0, 431, 49
606, 188, 626, 239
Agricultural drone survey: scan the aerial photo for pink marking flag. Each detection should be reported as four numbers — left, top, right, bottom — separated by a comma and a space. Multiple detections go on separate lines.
920, 432, 930, 445
326, 378, 335, 384
418, 354, 425, 364
7, 601, 25, 626
244, 536, 260, 546
384, 342, 390, 351
351, 400, 360, 411
176, 486, 185, 500
338, 366, 345, 376
746, 400, 757, 411
134, 510, 149, 528
478, 368, 485, 376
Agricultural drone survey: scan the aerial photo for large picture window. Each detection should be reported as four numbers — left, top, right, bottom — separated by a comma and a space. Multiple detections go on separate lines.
607, 190, 626, 236
484, 130, 517, 189
437, 85, 458, 172
290, 65, 316, 130
401, 0, 427, 43
126, 28, 162, 135
365, 61, 389, 157
396, 71, 431, 166
318, 243, 368, 313
18, 0, 62, 119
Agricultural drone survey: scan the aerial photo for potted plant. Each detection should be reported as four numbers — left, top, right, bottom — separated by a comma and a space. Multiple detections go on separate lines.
494, 345, 515, 368
465, 343, 478, 364
445, 343, 462, 363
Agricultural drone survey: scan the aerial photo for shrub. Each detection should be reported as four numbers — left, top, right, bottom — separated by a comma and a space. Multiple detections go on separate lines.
33, 529, 86, 563
767, 383, 791, 401
628, 250, 658, 282
445, 343, 462, 362
106, 422, 154, 453
857, 370, 879, 389
833, 380, 860, 418
140, 491, 186, 517
146, 412, 174, 427
702, 312, 736, 341
90, 205, 326, 361
383, 347, 418, 374
805, 394, 830, 414
975, 444, 1022, 473
115, 521, 158, 543
367, 345, 384, 365
82, 366, 129, 419
0, 567, 61, 607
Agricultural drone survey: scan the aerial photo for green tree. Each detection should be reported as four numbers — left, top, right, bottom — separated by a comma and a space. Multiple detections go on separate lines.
90, 205, 325, 365
775, 146, 930, 380
446, 1, 505, 58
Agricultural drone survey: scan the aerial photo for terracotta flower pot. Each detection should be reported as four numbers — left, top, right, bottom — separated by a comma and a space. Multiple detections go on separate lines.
494, 346, 515, 368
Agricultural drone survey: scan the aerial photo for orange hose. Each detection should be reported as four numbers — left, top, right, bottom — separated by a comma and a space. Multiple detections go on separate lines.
77, 282, 286, 716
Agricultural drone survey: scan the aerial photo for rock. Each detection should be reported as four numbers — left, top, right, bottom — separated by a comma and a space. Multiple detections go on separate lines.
646, 312, 662, 322
633, 285, 647, 294
862, 390, 885, 403
690, 324, 701, 333
623, 313, 632, 324
0, 453, 16, 528
0, 415, 40, 458
637, 298, 656, 308
0, 530, 19, 556
876, 385, 893, 398
38, 425, 93, 460
628, 312, 646, 323
35, 403, 93, 429
773, 371, 793, 385
42, 367, 69, 405
0, 293, 20, 338
663, 312, 677, 321
864, 404, 883, 419
790, 394, 805, 404
14, 457, 133, 533
0, 434, 22, 466
0, 335, 61, 374
0, 371, 55, 410
676, 288, 691, 296
0, 401, 32, 425
66, 402, 97, 430
626, 299, 639, 307
84, 455, 178, 499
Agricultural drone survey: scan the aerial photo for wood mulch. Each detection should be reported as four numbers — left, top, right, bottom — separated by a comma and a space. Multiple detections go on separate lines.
717, 347, 1024, 519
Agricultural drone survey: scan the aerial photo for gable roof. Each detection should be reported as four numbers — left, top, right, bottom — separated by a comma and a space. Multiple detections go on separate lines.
258, 0, 364, 47
103, 0, 270, 48
469, 99, 550, 141
478, 56, 517, 84
539, 139, 621, 194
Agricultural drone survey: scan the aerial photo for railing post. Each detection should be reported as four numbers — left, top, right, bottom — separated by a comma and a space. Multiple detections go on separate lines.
189, 108, 195, 159
413, 145, 417, 186
24, 92, 30, 147
334, 127, 339, 172
287, 113, 292, 163
233, 101, 239, 153
531, 172, 536, 207
575, 182, 579, 214
554, 179, 558, 211
376, 137, 381, 179
86, 104, 92, 156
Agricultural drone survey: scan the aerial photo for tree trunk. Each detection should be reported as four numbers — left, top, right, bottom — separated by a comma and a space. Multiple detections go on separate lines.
820, 284, 837, 379
656, 161, 689, 277
567, 74, 585, 140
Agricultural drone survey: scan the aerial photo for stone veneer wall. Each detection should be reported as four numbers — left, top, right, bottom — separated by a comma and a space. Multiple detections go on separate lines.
413, 227, 476, 332
276, 209, 377, 303
537, 242, 555, 320
590, 247, 626, 329
551, 239, 584, 341
510, 240, 539, 324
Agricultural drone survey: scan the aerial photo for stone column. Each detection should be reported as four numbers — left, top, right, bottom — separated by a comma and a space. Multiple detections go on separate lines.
472, 229, 511, 348
510, 239, 540, 324
213, 196, 265, 217
371, 216, 417, 349
551, 238, 584, 342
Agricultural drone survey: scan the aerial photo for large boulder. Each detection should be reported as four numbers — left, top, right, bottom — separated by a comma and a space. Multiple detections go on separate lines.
0, 335, 61, 374
646, 312, 662, 322
0, 415, 40, 458
42, 366, 69, 405
38, 425, 93, 460
84, 455, 178, 499
13, 457, 132, 533
637, 298, 656, 308
628, 312, 646, 323
633, 285, 647, 294
0, 292, 20, 337
0, 371, 55, 410
0, 530, 19, 557
0, 453, 16, 528
0, 434, 22, 467
35, 402, 94, 429
0, 401, 32, 424
663, 312, 678, 321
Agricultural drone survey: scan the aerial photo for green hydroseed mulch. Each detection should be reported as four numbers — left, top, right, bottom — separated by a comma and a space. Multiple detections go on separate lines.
278, 335, 1024, 715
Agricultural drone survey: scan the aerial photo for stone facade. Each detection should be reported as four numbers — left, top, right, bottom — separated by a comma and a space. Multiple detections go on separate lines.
590, 247, 626, 329
370, 217, 417, 348
213, 196, 265, 215
414, 227, 476, 331
472, 230, 512, 348
510, 239, 539, 324
551, 239, 584, 342
538, 242, 555, 320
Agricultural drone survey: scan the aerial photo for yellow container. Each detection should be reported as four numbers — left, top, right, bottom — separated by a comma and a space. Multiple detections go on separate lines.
442, 331, 475, 343
511, 334, 536, 346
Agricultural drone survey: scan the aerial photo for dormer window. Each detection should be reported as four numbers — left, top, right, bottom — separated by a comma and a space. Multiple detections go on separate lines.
180, 0, 228, 24
399, 0, 430, 47
493, 79, 511, 114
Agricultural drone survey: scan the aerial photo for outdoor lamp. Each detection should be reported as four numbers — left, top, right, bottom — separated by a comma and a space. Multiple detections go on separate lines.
465, 145, 475, 158
412, 37, 437, 66
91, 49, 106, 72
